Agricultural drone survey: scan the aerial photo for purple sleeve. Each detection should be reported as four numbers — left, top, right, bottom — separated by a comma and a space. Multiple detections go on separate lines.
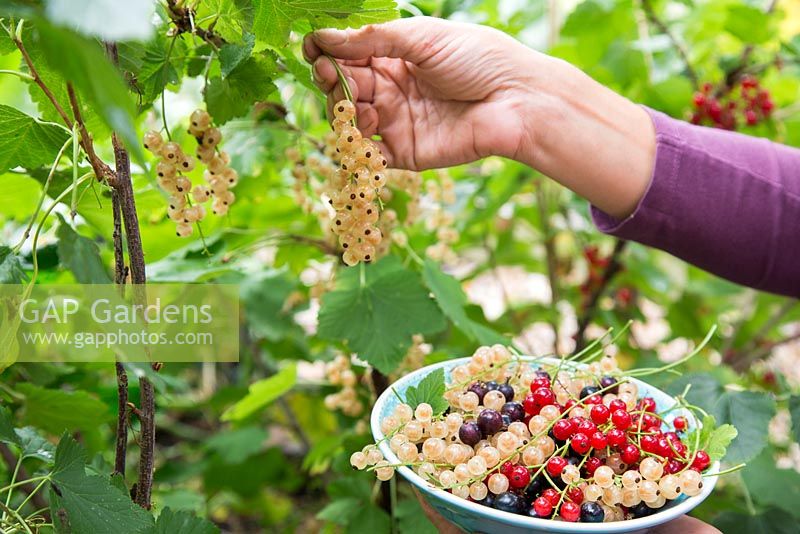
591, 107, 800, 297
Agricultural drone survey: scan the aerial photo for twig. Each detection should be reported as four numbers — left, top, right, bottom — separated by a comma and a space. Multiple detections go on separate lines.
724, 299, 798, 371
284, 233, 338, 256
165, 0, 226, 48
66, 84, 115, 184
12, 28, 72, 126
718, 0, 780, 94
640, 0, 698, 88
574, 240, 628, 350
535, 181, 560, 353
113, 363, 129, 477
0, 445, 48, 514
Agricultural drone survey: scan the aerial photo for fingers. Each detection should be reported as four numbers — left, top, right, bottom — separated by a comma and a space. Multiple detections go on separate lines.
312, 58, 376, 102
305, 17, 441, 64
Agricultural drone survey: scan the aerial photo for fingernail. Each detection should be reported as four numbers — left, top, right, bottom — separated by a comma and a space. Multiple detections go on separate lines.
312, 64, 324, 82
314, 28, 347, 45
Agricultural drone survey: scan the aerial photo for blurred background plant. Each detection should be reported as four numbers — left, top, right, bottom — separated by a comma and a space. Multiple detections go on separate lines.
0, 0, 798, 533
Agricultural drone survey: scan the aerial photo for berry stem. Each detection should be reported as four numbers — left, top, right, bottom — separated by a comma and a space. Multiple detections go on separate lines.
324, 54, 357, 127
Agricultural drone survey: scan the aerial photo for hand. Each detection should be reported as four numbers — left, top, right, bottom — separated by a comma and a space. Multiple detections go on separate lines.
303, 17, 542, 170
413, 489, 722, 534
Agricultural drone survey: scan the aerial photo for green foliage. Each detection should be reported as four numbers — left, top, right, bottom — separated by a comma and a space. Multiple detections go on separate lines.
204, 51, 278, 124
0, 104, 70, 173
55, 214, 113, 283
790, 395, 800, 444
150, 507, 219, 534
403, 367, 447, 415
0, 246, 29, 283
222, 364, 297, 421
17, 382, 111, 435
318, 257, 446, 373
740, 449, 800, 519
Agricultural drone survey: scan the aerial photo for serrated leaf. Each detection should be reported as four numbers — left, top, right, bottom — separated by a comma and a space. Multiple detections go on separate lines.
396, 497, 437, 534
150, 507, 219, 534
240, 269, 296, 341
317, 257, 446, 374
705, 424, 738, 462
345, 505, 390, 534
317, 497, 361, 525
195, 0, 254, 43
422, 259, 507, 346
205, 426, 269, 464
0, 406, 18, 444
252, 0, 398, 47
220, 33, 255, 78
714, 508, 797, 534
17, 382, 111, 435
36, 20, 143, 164
0, 104, 70, 173
15, 426, 56, 462
45, 0, 155, 41
50, 434, 154, 534
711, 390, 775, 464
56, 215, 112, 283
204, 51, 278, 123
740, 449, 800, 519
790, 395, 800, 444
666, 372, 724, 415
278, 48, 319, 95
724, 5, 771, 44
403, 368, 447, 416
222, 364, 296, 421
118, 32, 188, 108
0, 246, 29, 283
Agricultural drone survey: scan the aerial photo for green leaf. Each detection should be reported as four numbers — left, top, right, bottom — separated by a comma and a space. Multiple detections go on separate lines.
403, 368, 447, 416
278, 48, 319, 95
724, 5, 771, 44
714, 508, 798, 534
56, 215, 113, 283
36, 20, 143, 164
317, 497, 362, 525
240, 269, 297, 342
0, 406, 18, 445
740, 449, 800, 519
118, 33, 188, 108
318, 257, 446, 374
220, 33, 255, 78
345, 504, 391, 534
150, 508, 219, 534
705, 423, 738, 462
711, 390, 776, 464
396, 497, 437, 534
0, 246, 29, 283
222, 364, 297, 421
205, 426, 269, 464
14, 426, 57, 462
422, 259, 507, 346
50, 434, 154, 534
252, 0, 398, 47
45, 0, 155, 41
0, 104, 70, 173
790, 395, 800, 444
17, 382, 111, 435
195, 0, 254, 43
666, 372, 724, 415
204, 51, 278, 124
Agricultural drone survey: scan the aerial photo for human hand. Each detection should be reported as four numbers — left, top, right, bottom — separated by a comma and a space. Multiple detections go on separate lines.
413, 489, 722, 534
303, 17, 544, 171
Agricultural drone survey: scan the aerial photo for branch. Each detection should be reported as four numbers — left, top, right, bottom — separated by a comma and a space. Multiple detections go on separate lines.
574, 240, 628, 350
12, 32, 72, 126
113, 362, 129, 477
66, 84, 115, 184
640, 0, 698, 88
0, 444, 48, 514
718, 0, 780, 94
166, 0, 226, 48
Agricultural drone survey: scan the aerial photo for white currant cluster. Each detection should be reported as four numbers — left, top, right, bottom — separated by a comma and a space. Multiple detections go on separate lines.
143, 110, 237, 237
324, 354, 364, 416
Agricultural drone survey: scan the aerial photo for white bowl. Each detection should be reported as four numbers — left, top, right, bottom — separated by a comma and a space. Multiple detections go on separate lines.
371, 356, 719, 534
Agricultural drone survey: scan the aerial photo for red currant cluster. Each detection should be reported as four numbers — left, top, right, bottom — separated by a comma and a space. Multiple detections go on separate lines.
579, 246, 610, 303
361, 348, 714, 524
690, 76, 775, 130
142, 110, 237, 237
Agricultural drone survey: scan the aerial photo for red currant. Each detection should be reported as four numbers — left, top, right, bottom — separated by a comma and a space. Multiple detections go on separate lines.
590, 404, 610, 425
609, 399, 626, 412
546, 456, 568, 477
656, 437, 674, 458
584, 456, 602, 475
567, 486, 584, 504
692, 450, 711, 472
530, 376, 550, 391
560, 501, 580, 522
693, 92, 707, 107
533, 387, 555, 407
508, 465, 531, 489
665, 459, 684, 474
576, 419, 597, 435
590, 431, 608, 450
585, 394, 602, 405
673, 416, 687, 432
542, 488, 560, 507
641, 434, 658, 453
606, 428, 627, 448
500, 461, 515, 477
571, 432, 591, 455
745, 109, 758, 126
533, 496, 553, 517
642, 413, 660, 430
639, 397, 657, 412
611, 409, 632, 430
523, 394, 539, 416
620, 443, 641, 464
553, 419, 575, 441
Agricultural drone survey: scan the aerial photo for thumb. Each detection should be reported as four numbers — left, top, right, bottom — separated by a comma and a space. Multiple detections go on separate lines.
312, 17, 441, 64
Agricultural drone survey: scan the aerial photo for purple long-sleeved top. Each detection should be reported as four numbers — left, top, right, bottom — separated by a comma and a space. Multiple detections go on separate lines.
591, 108, 800, 298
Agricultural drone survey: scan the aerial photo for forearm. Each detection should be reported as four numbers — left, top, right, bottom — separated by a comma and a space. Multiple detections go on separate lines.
511, 54, 656, 219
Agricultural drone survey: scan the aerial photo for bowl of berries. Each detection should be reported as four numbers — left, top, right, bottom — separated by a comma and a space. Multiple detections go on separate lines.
357, 339, 732, 534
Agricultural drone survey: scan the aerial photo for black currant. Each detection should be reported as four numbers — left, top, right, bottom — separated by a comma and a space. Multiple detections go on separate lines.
580, 501, 604, 523
497, 382, 514, 402
493, 492, 525, 514
500, 402, 525, 422
477, 409, 503, 436
580, 385, 601, 399
467, 382, 489, 403
458, 422, 482, 446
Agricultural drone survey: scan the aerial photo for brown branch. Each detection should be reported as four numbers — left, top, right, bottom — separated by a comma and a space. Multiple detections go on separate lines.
574, 240, 628, 350
113, 362, 129, 477
12, 33, 72, 126
640, 0, 698, 88
166, 0, 226, 48
284, 234, 338, 256
0, 444, 49, 514
66, 83, 115, 184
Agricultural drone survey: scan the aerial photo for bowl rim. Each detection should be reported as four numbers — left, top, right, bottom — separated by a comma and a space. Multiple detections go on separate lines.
370, 356, 720, 533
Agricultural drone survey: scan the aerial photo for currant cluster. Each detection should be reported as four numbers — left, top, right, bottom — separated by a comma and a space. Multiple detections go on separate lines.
142, 109, 238, 237
690, 77, 775, 130
356, 346, 713, 524
579, 245, 611, 303
324, 354, 364, 416
327, 99, 389, 266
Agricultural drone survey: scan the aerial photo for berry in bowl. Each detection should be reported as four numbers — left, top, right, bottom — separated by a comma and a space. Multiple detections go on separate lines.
359, 339, 735, 534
